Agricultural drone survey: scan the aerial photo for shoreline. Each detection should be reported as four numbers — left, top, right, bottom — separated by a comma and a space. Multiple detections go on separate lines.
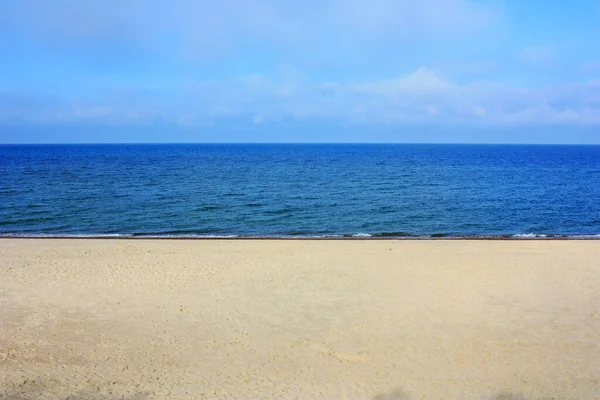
1, 235, 599, 240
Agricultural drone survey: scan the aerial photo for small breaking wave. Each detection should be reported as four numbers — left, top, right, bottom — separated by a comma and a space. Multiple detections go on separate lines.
512, 233, 549, 238
0, 233, 132, 238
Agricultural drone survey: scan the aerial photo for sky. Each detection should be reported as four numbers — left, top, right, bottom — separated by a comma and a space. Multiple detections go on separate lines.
1, 0, 600, 144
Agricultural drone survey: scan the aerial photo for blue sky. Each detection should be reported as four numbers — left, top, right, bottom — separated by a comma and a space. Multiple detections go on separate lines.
1, 0, 600, 143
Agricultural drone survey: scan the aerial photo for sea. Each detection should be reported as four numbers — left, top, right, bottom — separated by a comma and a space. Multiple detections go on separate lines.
1, 143, 599, 239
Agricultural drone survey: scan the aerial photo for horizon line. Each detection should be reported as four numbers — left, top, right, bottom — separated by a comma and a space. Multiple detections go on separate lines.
2, 142, 600, 146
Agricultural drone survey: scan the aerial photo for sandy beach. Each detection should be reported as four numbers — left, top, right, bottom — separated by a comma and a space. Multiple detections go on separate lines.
1, 239, 599, 400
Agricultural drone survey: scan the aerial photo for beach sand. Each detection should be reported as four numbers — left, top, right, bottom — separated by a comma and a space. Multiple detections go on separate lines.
1, 239, 599, 400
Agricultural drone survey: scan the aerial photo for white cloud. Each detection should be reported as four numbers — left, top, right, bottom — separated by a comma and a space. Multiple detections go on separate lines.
356, 68, 455, 97
473, 106, 486, 117
3, 68, 600, 127
253, 114, 265, 124
425, 106, 438, 116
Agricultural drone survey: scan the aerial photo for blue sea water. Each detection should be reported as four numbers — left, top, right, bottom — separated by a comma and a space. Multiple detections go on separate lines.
1, 144, 599, 238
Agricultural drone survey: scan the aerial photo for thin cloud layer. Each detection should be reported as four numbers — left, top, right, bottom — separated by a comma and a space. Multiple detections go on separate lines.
3, 69, 600, 127
2, 0, 495, 58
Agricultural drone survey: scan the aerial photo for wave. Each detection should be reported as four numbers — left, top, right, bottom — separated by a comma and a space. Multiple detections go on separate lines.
0, 233, 132, 238
1, 232, 599, 239
509, 233, 600, 239
351, 233, 372, 237
512, 233, 549, 238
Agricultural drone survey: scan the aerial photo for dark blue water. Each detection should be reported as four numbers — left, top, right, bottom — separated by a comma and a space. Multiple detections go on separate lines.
1, 144, 599, 238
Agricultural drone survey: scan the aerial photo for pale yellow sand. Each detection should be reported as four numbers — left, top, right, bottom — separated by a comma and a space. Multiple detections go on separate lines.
1, 239, 599, 400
